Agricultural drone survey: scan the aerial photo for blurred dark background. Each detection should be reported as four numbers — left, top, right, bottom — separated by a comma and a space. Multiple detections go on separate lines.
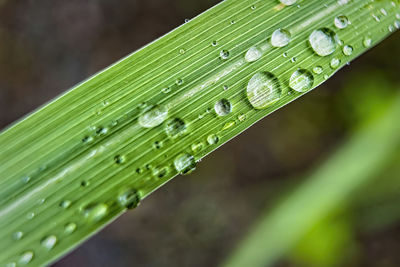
1, 0, 400, 266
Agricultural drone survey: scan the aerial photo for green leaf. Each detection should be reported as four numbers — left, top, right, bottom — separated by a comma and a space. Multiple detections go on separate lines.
0, 0, 399, 265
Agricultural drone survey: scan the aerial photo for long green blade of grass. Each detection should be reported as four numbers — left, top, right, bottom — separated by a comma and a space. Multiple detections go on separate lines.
221, 90, 400, 267
0, 0, 399, 265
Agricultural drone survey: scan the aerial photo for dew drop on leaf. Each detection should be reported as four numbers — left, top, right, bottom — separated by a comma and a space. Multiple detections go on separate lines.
343, 45, 353, 56
81, 203, 108, 222
220, 50, 230, 60
118, 189, 141, 209
280, 0, 297, 5
245, 46, 262, 62
313, 66, 324, 74
289, 69, 314, 92
246, 72, 281, 109
330, 58, 341, 69
138, 105, 168, 128
214, 99, 232, 116
334, 15, 349, 29
174, 153, 196, 175
207, 134, 219, 145
165, 118, 187, 139
64, 222, 77, 234
271, 28, 291, 47
309, 28, 338, 56
41, 235, 57, 250
19, 251, 34, 265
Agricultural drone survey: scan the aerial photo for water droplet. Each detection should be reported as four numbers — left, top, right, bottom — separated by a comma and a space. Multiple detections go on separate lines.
153, 141, 162, 149
363, 37, 372, 47
330, 58, 341, 69
309, 28, 338, 56
313, 66, 323, 74
19, 251, 34, 265
380, 8, 388, 16
283, 52, 288, 57
251, 5, 256, 10
176, 79, 184, 85
81, 180, 89, 187
5, 262, 16, 267
60, 200, 72, 209
22, 176, 31, 184
64, 222, 77, 234
289, 69, 314, 92
388, 25, 395, 32
118, 189, 141, 209
290, 57, 297, 63
165, 118, 187, 138
212, 40, 218, 46
342, 45, 353, 56
223, 85, 229, 90
152, 166, 170, 178
191, 142, 205, 153
26, 212, 35, 220
161, 87, 171, 94
395, 21, 400, 29
214, 99, 232, 116
271, 29, 291, 47
207, 134, 219, 145
114, 155, 126, 165
81, 203, 108, 222
246, 72, 281, 109
13, 231, 23, 240
179, 48, 185, 54
41, 235, 57, 250
222, 121, 236, 131
245, 46, 262, 62
82, 136, 94, 144
334, 15, 349, 29
220, 50, 230, 60
238, 114, 247, 122
174, 153, 196, 175
138, 105, 168, 128
280, 0, 297, 5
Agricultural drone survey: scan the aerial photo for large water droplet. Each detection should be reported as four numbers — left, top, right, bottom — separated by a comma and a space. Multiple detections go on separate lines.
245, 46, 262, 62
41, 235, 57, 250
289, 69, 314, 92
309, 28, 338, 56
280, 0, 297, 5
271, 29, 291, 47
81, 203, 108, 222
174, 153, 196, 175
214, 99, 232, 116
118, 189, 141, 209
64, 222, 77, 234
246, 72, 281, 109
19, 251, 34, 265
165, 118, 187, 139
334, 15, 349, 29
138, 105, 168, 128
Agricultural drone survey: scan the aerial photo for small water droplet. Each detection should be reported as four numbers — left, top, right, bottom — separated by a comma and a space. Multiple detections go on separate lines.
246, 72, 281, 109
26, 212, 35, 220
271, 28, 291, 48
118, 189, 141, 209
138, 105, 168, 128
238, 114, 247, 122
212, 40, 218, 46
161, 87, 171, 94
334, 15, 349, 29
251, 5, 256, 10
60, 200, 72, 209
207, 134, 219, 145
13, 231, 23, 240
81, 180, 89, 187
363, 37, 372, 47
394, 21, 400, 29
174, 153, 196, 175
64, 222, 77, 234
22, 176, 31, 184
283, 52, 288, 58
214, 99, 232, 116
5, 262, 16, 267
19, 251, 34, 265
152, 166, 170, 178
165, 118, 187, 139
176, 78, 184, 85
245, 46, 262, 62
41, 235, 57, 250
153, 141, 163, 149
222, 121, 236, 131
309, 28, 338, 56
290, 57, 297, 63
82, 136, 94, 144
313, 66, 324, 74
330, 58, 341, 69
380, 8, 388, 16
220, 50, 230, 60
81, 203, 108, 222
342, 45, 353, 56
191, 142, 205, 153
280, 0, 297, 5
289, 69, 314, 92
114, 155, 126, 165
179, 48, 185, 54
